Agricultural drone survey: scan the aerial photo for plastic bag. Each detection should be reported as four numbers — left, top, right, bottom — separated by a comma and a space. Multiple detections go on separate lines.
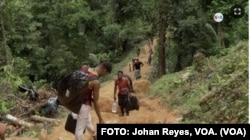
112, 101, 117, 113
71, 112, 78, 119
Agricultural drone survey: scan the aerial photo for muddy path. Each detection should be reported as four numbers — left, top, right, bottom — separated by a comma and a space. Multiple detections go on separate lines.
7, 39, 181, 140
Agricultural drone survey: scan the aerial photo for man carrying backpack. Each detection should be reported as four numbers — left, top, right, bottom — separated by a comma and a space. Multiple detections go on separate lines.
114, 71, 133, 116
74, 61, 112, 140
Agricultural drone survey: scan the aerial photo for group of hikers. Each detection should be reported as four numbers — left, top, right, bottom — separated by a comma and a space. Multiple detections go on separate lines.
54, 41, 153, 140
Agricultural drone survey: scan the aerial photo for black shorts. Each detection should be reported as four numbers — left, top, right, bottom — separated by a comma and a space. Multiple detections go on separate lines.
118, 94, 129, 107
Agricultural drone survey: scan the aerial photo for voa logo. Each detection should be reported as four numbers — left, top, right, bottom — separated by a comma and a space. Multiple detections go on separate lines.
214, 13, 223, 22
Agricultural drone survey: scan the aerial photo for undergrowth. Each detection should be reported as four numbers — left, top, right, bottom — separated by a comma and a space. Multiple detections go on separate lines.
148, 41, 248, 123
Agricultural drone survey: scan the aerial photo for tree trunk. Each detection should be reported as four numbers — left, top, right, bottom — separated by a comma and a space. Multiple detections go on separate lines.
157, 14, 166, 77
30, 115, 60, 125
174, 53, 182, 72
0, 5, 9, 65
18, 100, 48, 117
5, 114, 34, 128
217, 23, 225, 47
121, 39, 128, 52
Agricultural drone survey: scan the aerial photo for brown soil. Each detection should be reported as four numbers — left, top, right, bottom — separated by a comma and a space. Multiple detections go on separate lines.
6, 39, 181, 140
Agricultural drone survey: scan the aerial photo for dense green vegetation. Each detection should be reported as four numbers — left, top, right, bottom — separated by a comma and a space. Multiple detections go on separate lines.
149, 41, 248, 123
0, 0, 248, 123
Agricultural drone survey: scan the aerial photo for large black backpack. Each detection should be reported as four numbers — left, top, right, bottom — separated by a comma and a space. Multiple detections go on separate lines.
53, 66, 97, 114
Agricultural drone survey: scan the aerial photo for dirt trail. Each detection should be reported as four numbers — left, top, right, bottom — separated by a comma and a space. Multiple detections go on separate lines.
7, 39, 181, 140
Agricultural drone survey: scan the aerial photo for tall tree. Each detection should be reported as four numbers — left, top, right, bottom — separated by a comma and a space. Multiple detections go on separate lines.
0, 1, 9, 65
107, 0, 146, 52
156, 0, 169, 77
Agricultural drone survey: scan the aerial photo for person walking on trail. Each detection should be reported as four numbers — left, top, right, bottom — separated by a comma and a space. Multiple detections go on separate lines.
114, 71, 133, 116
149, 46, 153, 55
131, 56, 139, 71
134, 59, 144, 80
75, 61, 112, 140
147, 54, 152, 65
147, 46, 153, 65
136, 47, 140, 57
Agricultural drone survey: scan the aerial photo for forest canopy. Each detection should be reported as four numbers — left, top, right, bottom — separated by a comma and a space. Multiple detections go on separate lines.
0, 0, 248, 93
